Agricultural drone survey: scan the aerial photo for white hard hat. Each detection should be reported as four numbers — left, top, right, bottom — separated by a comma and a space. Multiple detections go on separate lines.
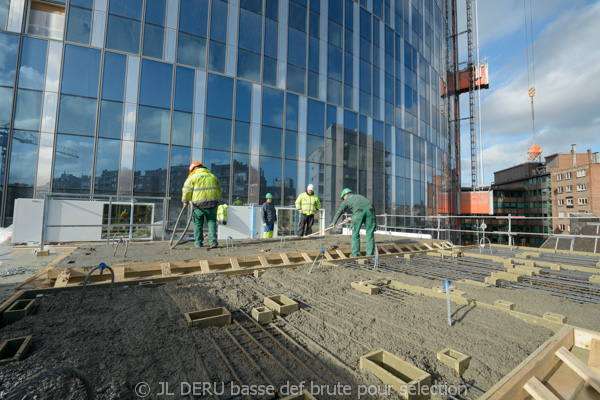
307, 184, 315, 191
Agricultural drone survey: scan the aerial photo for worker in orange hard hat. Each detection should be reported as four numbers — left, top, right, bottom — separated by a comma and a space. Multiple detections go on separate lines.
182, 161, 222, 248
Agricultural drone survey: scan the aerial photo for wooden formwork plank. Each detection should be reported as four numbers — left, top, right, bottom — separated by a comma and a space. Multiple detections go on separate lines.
229, 258, 241, 270
546, 362, 585, 400
590, 339, 600, 372
336, 250, 348, 259
258, 256, 270, 268
199, 260, 210, 273
54, 270, 71, 288
280, 253, 291, 265
15, 246, 78, 290
113, 266, 125, 281
161, 262, 172, 277
555, 347, 600, 392
393, 245, 405, 253
301, 253, 312, 262
323, 252, 333, 261
423, 243, 434, 250
379, 246, 391, 254
524, 377, 560, 400
483, 326, 574, 400
575, 328, 600, 351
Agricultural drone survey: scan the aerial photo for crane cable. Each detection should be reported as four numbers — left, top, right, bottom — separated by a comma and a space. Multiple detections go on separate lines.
524, 0, 536, 141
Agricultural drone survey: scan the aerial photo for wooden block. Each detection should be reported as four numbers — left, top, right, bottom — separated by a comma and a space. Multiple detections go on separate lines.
36, 250, 50, 257
113, 266, 125, 281
351, 281, 380, 295
590, 275, 600, 284
184, 307, 231, 328
264, 295, 298, 316
555, 346, 600, 392
437, 348, 471, 376
2, 300, 35, 326
0, 336, 33, 365
589, 339, 600, 371
494, 300, 515, 311
229, 258, 241, 270
54, 270, 71, 288
161, 262, 172, 277
360, 349, 431, 400
251, 306, 273, 323
253, 269, 265, 278
543, 312, 567, 324
524, 376, 561, 400
546, 362, 585, 400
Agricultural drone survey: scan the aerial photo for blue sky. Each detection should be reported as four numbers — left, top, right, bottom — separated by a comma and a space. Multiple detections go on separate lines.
455, 0, 600, 185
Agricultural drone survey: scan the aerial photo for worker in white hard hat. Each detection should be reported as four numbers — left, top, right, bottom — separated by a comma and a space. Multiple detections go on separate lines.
294, 183, 321, 236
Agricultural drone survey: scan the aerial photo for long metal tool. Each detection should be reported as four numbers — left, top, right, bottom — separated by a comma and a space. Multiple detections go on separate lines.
445, 279, 452, 326
302, 217, 350, 238
169, 206, 194, 249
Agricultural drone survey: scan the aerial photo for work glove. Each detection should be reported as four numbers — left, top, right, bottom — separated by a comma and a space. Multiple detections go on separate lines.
329, 223, 335, 228
183, 201, 189, 208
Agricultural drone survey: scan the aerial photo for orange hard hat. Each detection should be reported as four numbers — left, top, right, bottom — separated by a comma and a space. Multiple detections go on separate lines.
189, 161, 203, 173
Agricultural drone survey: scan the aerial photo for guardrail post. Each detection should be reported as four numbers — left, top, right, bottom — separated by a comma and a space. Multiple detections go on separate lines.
106, 196, 112, 244
508, 214, 513, 251
40, 193, 48, 252
162, 197, 167, 241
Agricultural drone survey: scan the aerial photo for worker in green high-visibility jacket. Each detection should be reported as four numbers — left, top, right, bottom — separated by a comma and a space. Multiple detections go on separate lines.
182, 161, 222, 249
330, 188, 376, 257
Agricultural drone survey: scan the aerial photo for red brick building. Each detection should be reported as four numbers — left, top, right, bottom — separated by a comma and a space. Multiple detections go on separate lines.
549, 145, 600, 233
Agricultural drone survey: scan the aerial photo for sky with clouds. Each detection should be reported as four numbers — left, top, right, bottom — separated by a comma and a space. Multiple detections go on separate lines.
454, 0, 600, 186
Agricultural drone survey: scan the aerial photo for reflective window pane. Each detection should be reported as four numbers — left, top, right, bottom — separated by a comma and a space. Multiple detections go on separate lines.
235, 80, 252, 122
98, 100, 123, 139
264, 18, 278, 58
179, 0, 208, 36
285, 130, 297, 159
18, 37, 47, 91
177, 32, 206, 69
263, 56, 277, 87
13, 89, 42, 131
52, 134, 94, 192
61, 44, 101, 98
101, 52, 126, 101
1, 1, 9, 29
261, 126, 282, 157
142, 23, 164, 59
287, 27, 306, 67
210, 0, 228, 43
66, 6, 92, 45
169, 145, 191, 195
232, 152, 249, 203
265, 0, 279, 20
136, 106, 171, 143
240, 0, 262, 14
172, 111, 192, 146
95, 138, 121, 193
309, 10, 319, 37
174, 66, 194, 112
109, 0, 143, 20
327, 44, 342, 81
260, 156, 282, 200
288, 1, 306, 32
283, 159, 297, 205
234, 121, 250, 154
6, 131, 38, 222
262, 87, 284, 128
237, 49, 261, 82
27, 2, 65, 40
327, 77, 341, 105
208, 40, 226, 73
238, 9, 262, 53
0, 87, 13, 127
307, 134, 323, 163
286, 64, 305, 95
328, 0, 342, 24
145, 0, 166, 25
58, 95, 97, 136
206, 73, 233, 119
327, 20, 342, 48
204, 116, 232, 151
133, 141, 168, 194
204, 149, 230, 199
0, 33, 18, 87
285, 93, 298, 131
106, 14, 141, 54
307, 99, 324, 136
139, 59, 172, 109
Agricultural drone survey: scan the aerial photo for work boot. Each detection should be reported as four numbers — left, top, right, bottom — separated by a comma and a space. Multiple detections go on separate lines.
194, 243, 203, 248
210, 243, 218, 249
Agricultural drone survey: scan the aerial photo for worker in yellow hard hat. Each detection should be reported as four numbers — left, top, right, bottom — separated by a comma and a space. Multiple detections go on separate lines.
330, 188, 376, 257
261, 193, 277, 238
182, 161, 222, 248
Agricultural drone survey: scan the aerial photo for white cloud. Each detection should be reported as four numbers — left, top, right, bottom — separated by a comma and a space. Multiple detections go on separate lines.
463, 1, 600, 184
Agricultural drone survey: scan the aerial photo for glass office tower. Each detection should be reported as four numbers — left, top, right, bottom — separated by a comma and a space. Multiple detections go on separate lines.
0, 0, 459, 229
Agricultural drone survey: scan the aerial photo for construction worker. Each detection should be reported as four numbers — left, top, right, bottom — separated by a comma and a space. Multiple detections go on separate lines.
232, 197, 243, 206
261, 193, 277, 238
295, 184, 321, 236
330, 188, 376, 257
182, 161, 222, 248
217, 204, 227, 225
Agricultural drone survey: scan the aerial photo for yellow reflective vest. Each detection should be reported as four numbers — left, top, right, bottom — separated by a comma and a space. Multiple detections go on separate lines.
217, 204, 227, 224
295, 192, 321, 215
182, 168, 222, 209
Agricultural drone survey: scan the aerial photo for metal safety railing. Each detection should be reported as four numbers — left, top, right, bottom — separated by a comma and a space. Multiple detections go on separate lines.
38, 193, 170, 252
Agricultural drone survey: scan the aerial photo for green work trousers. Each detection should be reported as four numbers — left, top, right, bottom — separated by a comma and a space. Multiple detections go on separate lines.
351, 208, 376, 257
193, 206, 218, 247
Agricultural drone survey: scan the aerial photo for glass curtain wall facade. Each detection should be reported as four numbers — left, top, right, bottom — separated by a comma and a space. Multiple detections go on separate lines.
0, 0, 458, 228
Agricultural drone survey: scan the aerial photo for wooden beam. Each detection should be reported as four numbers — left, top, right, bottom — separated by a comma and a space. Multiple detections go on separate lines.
53, 270, 71, 288
555, 346, 600, 392
323, 252, 333, 261
14, 247, 78, 290
545, 362, 585, 400
379, 246, 391, 254
257, 256, 270, 268
336, 250, 348, 259
484, 326, 574, 400
524, 377, 560, 400
199, 260, 210, 273
589, 339, 600, 372
229, 258, 241, 270
301, 253, 312, 262
575, 328, 600, 351
280, 253, 291, 265
113, 266, 125, 281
